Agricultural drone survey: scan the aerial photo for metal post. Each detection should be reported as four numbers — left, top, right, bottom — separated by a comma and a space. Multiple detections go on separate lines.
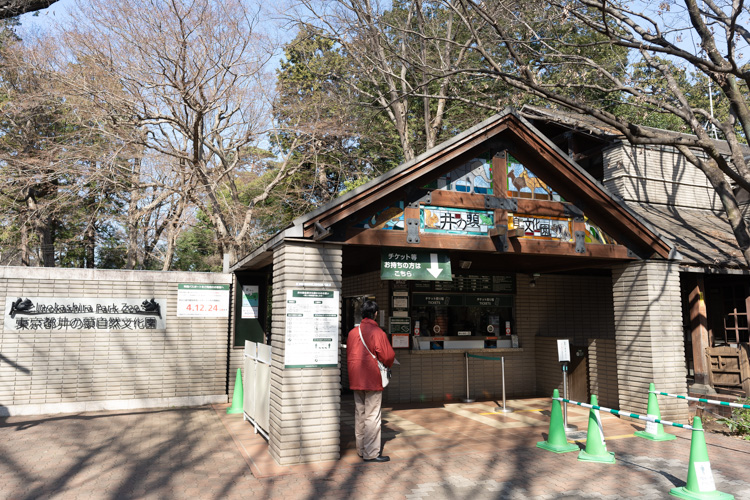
562, 362, 577, 431
495, 357, 514, 413
463, 352, 474, 403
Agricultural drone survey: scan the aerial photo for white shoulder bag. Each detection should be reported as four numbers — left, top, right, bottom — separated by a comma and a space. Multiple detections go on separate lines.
358, 325, 391, 388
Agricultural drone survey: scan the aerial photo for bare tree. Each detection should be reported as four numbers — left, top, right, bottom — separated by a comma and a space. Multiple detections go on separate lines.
289, 0, 479, 162
45, 0, 312, 264
0, 35, 128, 267
352, 0, 750, 265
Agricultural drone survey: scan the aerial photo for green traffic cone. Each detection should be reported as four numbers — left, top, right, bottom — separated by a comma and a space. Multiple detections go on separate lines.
226, 368, 244, 414
635, 383, 676, 441
670, 417, 734, 499
537, 389, 579, 453
578, 394, 615, 464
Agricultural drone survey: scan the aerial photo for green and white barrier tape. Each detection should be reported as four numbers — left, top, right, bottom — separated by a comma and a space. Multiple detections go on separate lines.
650, 390, 750, 410
553, 397, 700, 431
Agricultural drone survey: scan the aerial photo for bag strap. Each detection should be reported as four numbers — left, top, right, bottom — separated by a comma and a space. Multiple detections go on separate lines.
358, 325, 377, 361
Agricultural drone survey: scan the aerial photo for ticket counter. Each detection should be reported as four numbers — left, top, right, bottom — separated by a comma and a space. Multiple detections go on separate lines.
386, 273, 519, 351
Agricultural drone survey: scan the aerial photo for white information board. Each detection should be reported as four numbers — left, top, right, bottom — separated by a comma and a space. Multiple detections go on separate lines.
176, 284, 230, 317
241, 285, 259, 319
557, 339, 571, 362
284, 289, 339, 368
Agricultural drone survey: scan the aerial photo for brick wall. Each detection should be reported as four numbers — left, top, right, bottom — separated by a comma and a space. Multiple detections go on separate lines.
0, 267, 232, 416
612, 261, 689, 421
268, 242, 342, 465
589, 338, 619, 409
518, 272, 615, 401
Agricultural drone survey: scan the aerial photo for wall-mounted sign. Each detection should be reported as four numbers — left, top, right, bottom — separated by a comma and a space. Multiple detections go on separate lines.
508, 214, 573, 241
177, 284, 230, 317
284, 289, 339, 368
421, 206, 494, 236
392, 291, 409, 310
412, 293, 513, 308
5, 297, 166, 331
392, 334, 410, 348
381, 250, 452, 281
419, 274, 515, 293
240, 285, 259, 319
389, 317, 411, 335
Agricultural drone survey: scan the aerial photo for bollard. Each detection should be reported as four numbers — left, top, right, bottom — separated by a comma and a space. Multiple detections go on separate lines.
463, 352, 474, 403
494, 357, 514, 413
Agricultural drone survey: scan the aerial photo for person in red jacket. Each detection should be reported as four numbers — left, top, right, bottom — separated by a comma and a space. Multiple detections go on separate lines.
347, 299, 395, 463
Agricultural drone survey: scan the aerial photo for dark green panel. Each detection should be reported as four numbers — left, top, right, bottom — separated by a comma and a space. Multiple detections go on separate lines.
234, 273, 267, 347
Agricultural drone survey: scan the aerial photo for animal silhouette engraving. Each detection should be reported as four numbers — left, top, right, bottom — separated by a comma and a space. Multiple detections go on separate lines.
508, 170, 553, 197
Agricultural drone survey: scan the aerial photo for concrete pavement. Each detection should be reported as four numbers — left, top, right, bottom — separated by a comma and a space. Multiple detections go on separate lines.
1, 398, 749, 499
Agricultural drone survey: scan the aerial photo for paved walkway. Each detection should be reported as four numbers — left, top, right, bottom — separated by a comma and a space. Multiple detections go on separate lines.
1, 398, 749, 499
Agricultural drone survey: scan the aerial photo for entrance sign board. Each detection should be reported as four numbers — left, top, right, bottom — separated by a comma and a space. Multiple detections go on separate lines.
421, 206, 494, 235
177, 283, 230, 317
5, 296, 166, 331
284, 289, 339, 368
381, 250, 452, 281
509, 214, 573, 242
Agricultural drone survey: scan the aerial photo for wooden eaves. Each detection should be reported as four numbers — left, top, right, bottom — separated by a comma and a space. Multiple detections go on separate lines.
232, 108, 675, 272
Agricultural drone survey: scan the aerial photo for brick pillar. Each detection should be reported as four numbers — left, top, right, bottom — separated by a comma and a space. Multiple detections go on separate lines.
612, 261, 689, 421
268, 242, 342, 465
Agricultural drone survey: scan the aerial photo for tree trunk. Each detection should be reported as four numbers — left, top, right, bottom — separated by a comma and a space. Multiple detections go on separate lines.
20, 223, 29, 266
85, 221, 96, 268
40, 224, 54, 267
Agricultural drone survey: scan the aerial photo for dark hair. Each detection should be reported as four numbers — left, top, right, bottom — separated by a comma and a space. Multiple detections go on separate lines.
361, 299, 379, 319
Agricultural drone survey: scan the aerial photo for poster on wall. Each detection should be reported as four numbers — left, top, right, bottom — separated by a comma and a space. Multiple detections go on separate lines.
176, 284, 230, 317
284, 289, 339, 368
240, 285, 259, 319
4, 297, 167, 331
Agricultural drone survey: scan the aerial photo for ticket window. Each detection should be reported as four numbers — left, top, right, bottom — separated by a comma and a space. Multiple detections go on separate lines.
411, 297, 513, 337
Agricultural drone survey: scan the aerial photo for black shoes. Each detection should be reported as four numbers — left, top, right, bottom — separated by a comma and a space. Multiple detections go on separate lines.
363, 455, 390, 463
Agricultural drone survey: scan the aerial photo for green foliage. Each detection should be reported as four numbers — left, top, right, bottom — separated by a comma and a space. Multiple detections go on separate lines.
719, 398, 750, 440
273, 26, 401, 214
171, 212, 222, 272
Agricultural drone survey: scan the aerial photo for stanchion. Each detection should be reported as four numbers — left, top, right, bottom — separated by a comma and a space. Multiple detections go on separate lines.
463, 352, 474, 403
561, 362, 577, 431
494, 356, 514, 413
670, 417, 734, 499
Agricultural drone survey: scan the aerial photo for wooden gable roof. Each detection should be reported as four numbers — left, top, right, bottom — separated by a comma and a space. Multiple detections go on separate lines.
232, 108, 674, 272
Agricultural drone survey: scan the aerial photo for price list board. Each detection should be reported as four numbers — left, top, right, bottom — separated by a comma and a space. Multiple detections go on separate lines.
284, 289, 340, 368
422, 274, 514, 293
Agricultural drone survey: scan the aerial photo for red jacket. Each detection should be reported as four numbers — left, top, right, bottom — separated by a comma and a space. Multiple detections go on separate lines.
347, 317, 395, 391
